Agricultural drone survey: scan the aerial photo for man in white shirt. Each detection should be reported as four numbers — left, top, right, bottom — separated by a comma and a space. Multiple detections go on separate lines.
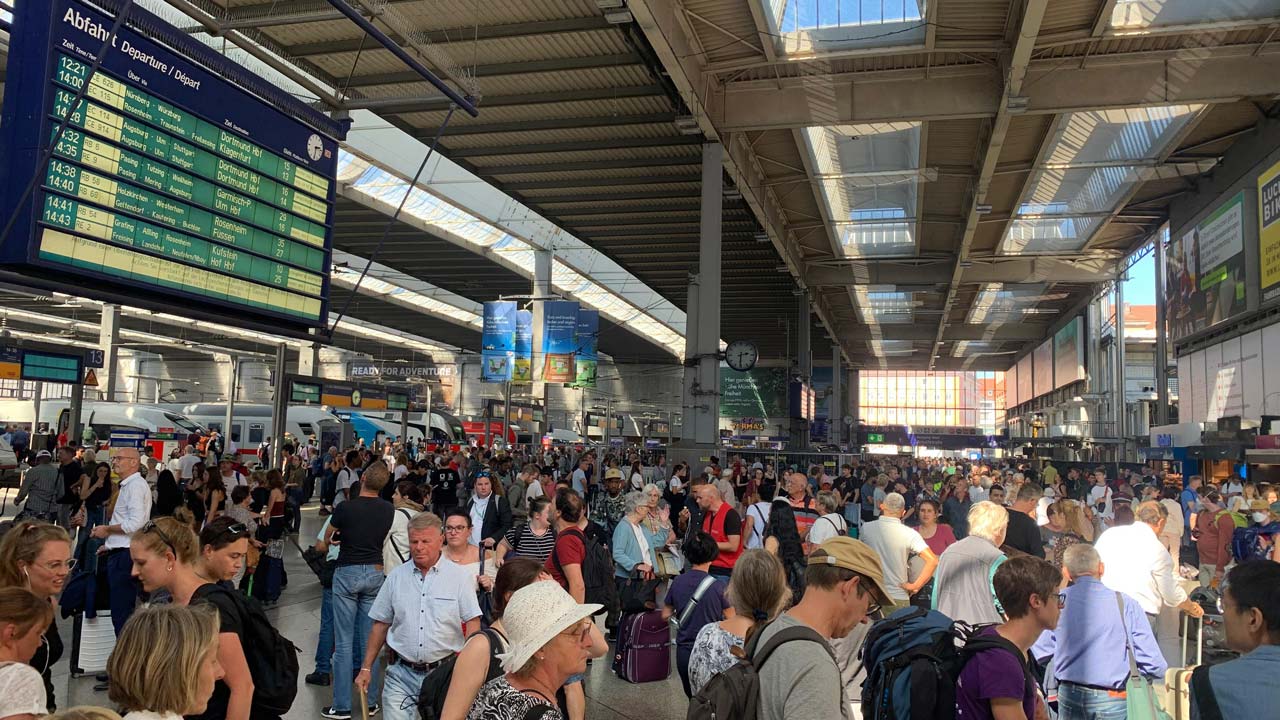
90, 448, 152, 641
858, 493, 939, 612
571, 457, 590, 496
1096, 500, 1204, 630
177, 444, 201, 482
219, 458, 248, 489
968, 474, 990, 504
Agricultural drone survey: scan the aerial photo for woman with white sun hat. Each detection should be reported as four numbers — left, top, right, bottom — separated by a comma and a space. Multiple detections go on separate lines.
465, 581, 602, 720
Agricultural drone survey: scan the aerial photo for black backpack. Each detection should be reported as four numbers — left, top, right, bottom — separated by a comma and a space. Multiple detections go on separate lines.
860, 606, 1031, 720
686, 620, 834, 720
192, 584, 299, 716
416, 628, 504, 720
552, 527, 617, 610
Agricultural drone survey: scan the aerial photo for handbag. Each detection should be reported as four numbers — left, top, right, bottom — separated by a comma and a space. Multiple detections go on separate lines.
477, 545, 494, 625
618, 573, 660, 615
1116, 592, 1171, 720
654, 548, 683, 579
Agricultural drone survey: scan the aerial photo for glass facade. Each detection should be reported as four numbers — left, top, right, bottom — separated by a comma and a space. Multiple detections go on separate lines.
859, 370, 1007, 433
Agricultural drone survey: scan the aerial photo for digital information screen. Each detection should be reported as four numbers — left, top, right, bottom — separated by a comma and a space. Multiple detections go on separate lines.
0, 0, 344, 331
21, 350, 83, 384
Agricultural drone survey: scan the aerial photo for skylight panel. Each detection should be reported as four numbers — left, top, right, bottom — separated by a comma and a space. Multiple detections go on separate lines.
762, 0, 928, 55
1110, 0, 1280, 32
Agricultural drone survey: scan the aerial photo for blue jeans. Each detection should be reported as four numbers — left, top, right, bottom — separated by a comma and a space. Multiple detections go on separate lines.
1058, 682, 1127, 720
106, 549, 139, 636
332, 564, 384, 712
383, 661, 427, 720
315, 585, 335, 674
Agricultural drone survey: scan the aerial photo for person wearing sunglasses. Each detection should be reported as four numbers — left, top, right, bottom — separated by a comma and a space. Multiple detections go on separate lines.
90, 448, 151, 652
197, 517, 251, 588
1190, 561, 1280, 718
0, 522, 73, 712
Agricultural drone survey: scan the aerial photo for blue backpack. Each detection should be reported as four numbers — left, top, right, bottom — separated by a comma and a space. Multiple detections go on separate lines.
860, 607, 1031, 720
1231, 522, 1280, 563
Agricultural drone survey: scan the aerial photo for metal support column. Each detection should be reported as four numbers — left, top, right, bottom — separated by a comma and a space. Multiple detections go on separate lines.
793, 292, 811, 449
680, 276, 700, 443
99, 304, 120, 402
693, 143, 722, 447
849, 369, 859, 433
31, 382, 42, 438
532, 249, 553, 437
223, 355, 239, 449
831, 346, 842, 446
1154, 239, 1170, 426
503, 381, 513, 449
67, 382, 84, 449
271, 343, 288, 470
1115, 278, 1127, 445
298, 341, 321, 376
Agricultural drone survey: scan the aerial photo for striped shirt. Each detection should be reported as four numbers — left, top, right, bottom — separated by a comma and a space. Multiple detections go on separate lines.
504, 523, 557, 564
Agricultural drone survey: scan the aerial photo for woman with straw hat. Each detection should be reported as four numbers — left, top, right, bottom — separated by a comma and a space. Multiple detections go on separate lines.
465, 581, 601, 720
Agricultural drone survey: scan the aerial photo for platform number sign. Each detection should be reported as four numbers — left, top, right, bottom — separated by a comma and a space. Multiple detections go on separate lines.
85, 348, 104, 368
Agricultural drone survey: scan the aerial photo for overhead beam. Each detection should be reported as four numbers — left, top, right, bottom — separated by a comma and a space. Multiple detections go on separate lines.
447, 135, 704, 158
285, 16, 613, 56
478, 155, 703, 174
344, 54, 642, 87
827, 323, 1052, 342
715, 48, 1280, 131
342, 85, 665, 114
504, 174, 702, 190
804, 256, 1120, 287
432, 112, 677, 137
527, 188, 705, 203
929, 0, 1048, 369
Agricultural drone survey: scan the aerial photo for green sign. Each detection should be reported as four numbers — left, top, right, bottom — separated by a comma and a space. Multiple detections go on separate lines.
32, 53, 332, 324
290, 381, 322, 404
719, 367, 788, 418
387, 393, 410, 412
21, 350, 81, 383
867, 433, 885, 443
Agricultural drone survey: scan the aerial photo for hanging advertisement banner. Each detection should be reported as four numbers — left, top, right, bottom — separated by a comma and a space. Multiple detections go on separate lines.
1259, 160, 1280, 304
1053, 316, 1085, 389
481, 301, 516, 383
572, 309, 599, 388
1166, 191, 1247, 342
512, 309, 533, 383
541, 301, 579, 383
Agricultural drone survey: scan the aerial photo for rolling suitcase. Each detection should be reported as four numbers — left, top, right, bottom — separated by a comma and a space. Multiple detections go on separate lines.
1163, 614, 1204, 720
612, 610, 670, 683
69, 612, 115, 677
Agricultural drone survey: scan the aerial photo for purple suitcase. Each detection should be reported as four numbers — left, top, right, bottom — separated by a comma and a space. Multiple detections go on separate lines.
612, 610, 671, 683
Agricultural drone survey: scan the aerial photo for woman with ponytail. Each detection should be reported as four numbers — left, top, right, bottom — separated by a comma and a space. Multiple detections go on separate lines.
685, 549, 789, 696
0, 586, 56, 720
0, 522, 71, 712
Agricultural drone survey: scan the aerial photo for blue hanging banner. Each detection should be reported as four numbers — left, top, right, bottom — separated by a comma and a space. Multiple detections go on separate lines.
513, 309, 533, 383
572, 309, 599, 388
541, 300, 579, 383
481, 301, 516, 383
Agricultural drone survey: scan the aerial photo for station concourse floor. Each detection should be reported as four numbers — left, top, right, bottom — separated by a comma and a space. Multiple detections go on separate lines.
32, 499, 693, 720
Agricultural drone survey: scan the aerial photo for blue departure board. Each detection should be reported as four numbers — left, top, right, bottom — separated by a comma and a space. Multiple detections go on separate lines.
0, 0, 345, 332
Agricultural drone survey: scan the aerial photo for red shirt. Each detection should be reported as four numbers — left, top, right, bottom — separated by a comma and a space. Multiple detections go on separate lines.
546, 528, 586, 589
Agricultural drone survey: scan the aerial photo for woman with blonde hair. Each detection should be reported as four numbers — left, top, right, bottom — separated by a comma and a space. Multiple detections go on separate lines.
0, 522, 72, 711
0, 587, 55, 720
129, 518, 255, 720
108, 604, 223, 720
685, 549, 790, 695
45, 707, 123, 720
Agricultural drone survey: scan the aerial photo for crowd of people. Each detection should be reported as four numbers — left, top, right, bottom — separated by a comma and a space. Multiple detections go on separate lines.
0, 431, 1276, 720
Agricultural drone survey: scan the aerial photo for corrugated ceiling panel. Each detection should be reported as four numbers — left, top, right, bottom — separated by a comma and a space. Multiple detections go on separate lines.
995, 115, 1054, 165
492, 165, 705, 184
443, 122, 682, 149
398, 96, 671, 127
466, 144, 701, 167
936, 0, 1013, 42
925, 118, 986, 166
1040, 0, 1102, 36
390, 0, 600, 29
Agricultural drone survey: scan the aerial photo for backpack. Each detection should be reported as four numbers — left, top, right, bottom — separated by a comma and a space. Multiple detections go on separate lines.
860, 606, 1032, 720
191, 584, 299, 715
416, 628, 504, 720
686, 620, 835, 720
1216, 510, 1249, 529
552, 527, 617, 610
1231, 522, 1280, 562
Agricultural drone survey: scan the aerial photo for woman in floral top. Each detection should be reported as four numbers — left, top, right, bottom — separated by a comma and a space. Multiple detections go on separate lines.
686, 549, 789, 695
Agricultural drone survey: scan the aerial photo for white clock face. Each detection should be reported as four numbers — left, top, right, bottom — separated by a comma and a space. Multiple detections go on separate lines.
726, 340, 758, 372
307, 134, 324, 161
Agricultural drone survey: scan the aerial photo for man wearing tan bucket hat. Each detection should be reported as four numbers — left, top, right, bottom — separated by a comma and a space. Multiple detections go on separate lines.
754, 536, 891, 720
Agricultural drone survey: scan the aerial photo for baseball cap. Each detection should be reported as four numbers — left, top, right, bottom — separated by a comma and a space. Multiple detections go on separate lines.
604, 468, 623, 480
807, 536, 893, 605
35, 450, 51, 459
1249, 498, 1270, 512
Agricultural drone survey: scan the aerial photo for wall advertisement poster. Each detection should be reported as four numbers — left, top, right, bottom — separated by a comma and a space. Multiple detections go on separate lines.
1166, 191, 1247, 342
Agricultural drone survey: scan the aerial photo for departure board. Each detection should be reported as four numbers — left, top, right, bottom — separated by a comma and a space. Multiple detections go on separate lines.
0, 0, 345, 331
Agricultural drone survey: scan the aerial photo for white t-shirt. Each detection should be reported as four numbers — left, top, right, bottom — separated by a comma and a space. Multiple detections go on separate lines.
859, 516, 928, 602
807, 513, 849, 545
394, 464, 409, 482
571, 468, 588, 494
744, 501, 772, 549
0, 662, 47, 718
1036, 497, 1053, 526
968, 485, 989, 504
1089, 485, 1114, 519
525, 480, 544, 503
1223, 481, 1244, 497
630, 472, 645, 491
178, 452, 201, 480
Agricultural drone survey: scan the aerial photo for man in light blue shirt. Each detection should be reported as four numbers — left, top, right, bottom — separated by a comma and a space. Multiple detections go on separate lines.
1191, 561, 1280, 719
1032, 544, 1166, 719
355, 511, 482, 720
